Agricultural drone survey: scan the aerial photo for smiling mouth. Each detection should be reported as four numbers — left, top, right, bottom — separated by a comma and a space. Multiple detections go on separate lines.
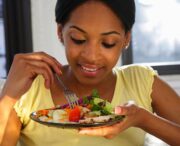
81, 66, 99, 72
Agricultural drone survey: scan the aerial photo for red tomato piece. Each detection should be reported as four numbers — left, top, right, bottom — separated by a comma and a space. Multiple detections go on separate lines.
39, 110, 48, 116
69, 106, 81, 122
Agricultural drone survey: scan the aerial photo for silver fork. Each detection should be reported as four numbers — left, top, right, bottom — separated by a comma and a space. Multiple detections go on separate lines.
55, 74, 79, 109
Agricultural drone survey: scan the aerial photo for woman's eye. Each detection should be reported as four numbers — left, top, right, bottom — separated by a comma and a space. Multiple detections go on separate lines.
102, 42, 116, 48
71, 37, 86, 45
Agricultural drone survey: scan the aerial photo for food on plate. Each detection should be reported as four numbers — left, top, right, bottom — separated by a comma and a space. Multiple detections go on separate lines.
33, 90, 124, 124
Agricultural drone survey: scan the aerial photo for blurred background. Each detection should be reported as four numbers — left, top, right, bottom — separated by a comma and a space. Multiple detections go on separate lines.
0, 0, 180, 94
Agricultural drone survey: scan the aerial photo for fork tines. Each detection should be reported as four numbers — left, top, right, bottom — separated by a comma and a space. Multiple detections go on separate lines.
56, 74, 79, 109
64, 89, 79, 109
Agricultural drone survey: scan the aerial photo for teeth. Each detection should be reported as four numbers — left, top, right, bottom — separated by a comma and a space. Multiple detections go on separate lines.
82, 66, 98, 72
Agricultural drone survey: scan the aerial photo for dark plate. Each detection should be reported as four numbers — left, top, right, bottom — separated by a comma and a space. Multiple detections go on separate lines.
30, 110, 125, 129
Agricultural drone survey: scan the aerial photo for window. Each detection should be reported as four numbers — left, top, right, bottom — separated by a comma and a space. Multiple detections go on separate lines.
123, 0, 180, 75
0, 0, 6, 78
2, 0, 33, 76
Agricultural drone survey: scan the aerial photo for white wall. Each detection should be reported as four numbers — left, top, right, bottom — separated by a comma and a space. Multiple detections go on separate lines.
31, 0, 67, 65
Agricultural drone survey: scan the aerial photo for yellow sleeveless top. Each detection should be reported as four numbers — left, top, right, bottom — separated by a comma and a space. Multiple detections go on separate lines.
14, 65, 157, 146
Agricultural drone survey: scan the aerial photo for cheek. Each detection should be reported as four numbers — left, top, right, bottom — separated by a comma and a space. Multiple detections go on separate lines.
107, 54, 120, 67
104, 48, 122, 66
65, 48, 76, 63
64, 38, 75, 57
65, 43, 80, 63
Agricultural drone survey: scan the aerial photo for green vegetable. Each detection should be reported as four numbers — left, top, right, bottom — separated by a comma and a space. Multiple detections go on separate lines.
91, 97, 113, 115
88, 111, 101, 116
92, 89, 100, 98
82, 96, 89, 104
103, 101, 113, 113
82, 89, 114, 116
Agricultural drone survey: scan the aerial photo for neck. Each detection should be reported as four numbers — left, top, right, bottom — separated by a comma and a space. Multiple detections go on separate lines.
62, 65, 116, 101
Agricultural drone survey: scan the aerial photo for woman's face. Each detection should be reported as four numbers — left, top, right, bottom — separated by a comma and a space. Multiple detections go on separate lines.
58, 1, 130, 85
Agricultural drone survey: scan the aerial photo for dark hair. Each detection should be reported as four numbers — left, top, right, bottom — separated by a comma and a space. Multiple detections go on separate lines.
55, 0, 135, 32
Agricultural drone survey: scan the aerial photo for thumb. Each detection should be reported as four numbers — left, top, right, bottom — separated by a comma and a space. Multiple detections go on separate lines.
115, 100, 136, 115
115, 106, 128, 115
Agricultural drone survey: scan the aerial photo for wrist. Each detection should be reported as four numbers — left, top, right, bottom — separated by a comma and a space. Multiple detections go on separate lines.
1, 85, 22, 100
135, 107, 153, 129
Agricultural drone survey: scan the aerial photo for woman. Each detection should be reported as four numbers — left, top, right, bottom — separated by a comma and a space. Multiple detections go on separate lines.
0, 0, 180, 146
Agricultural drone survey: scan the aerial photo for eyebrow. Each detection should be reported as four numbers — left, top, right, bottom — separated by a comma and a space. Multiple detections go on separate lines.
69, 25, 121, 36
101, 31, 121, 36
70, 26, 86, 33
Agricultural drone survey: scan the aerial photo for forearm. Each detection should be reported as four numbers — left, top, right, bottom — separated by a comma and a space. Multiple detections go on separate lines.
140, 110, 180, 146
0, 95, 19, 145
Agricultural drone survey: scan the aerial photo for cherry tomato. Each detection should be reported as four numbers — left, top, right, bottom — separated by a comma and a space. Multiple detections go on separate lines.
69, 106, 81, 122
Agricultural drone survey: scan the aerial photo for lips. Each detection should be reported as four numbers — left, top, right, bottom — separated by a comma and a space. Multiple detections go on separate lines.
78, 64, 102, 77
81, 66, 98, 72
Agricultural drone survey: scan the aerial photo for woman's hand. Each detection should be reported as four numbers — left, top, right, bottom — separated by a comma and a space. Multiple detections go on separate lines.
1, 52, 62, 99
78, 101, 147, 139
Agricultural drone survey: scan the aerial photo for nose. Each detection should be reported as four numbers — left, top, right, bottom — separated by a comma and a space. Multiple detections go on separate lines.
80, 41, 100, 62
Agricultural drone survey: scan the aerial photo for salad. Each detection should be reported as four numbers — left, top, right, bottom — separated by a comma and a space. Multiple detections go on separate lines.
32, 90, 124, 125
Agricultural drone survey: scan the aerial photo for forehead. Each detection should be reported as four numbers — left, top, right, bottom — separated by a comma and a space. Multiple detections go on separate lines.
63, 1, 125, 33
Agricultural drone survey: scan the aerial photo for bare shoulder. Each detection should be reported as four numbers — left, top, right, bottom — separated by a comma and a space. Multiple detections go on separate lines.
152, 76, 179, 99
151, 76, 180, 123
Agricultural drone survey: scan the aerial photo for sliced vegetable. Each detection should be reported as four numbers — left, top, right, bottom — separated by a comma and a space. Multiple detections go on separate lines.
37, 110, 49, 116
36, 89, 123, 124
68, 106, 81, 122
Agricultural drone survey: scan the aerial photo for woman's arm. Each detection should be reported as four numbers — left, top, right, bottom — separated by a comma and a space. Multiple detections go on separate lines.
116, 76, 180, 145
79, 76, 180, 145
138, 107, 180, 146
143, 76, 180, 145
151, 76, 180, 124
0, 52, 62, 145
0, 95, 21, 146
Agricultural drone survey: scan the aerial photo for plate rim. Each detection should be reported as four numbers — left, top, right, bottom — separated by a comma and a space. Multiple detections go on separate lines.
30, 110, 125, 129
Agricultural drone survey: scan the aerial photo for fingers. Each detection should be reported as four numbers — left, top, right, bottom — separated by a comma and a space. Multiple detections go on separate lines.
14, 52, 62, 89
23, 52, 62, 75
2, 52, 63, 99
26, 60, 55, 88
78, 122, 125, 139
79, 126, 113, 137
79, 101, 141, 139
115, 100, 138, 115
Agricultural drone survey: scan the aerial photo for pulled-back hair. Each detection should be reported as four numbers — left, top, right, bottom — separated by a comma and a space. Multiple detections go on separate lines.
55, 0, 135, 32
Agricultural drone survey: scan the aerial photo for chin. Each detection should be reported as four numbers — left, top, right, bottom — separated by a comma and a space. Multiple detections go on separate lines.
74, 73, 106, 87
70, 64, 109, 85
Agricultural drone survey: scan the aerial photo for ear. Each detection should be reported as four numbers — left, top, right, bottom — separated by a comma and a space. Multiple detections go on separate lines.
57, 24, 64, 43
123, 31, 131, 49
